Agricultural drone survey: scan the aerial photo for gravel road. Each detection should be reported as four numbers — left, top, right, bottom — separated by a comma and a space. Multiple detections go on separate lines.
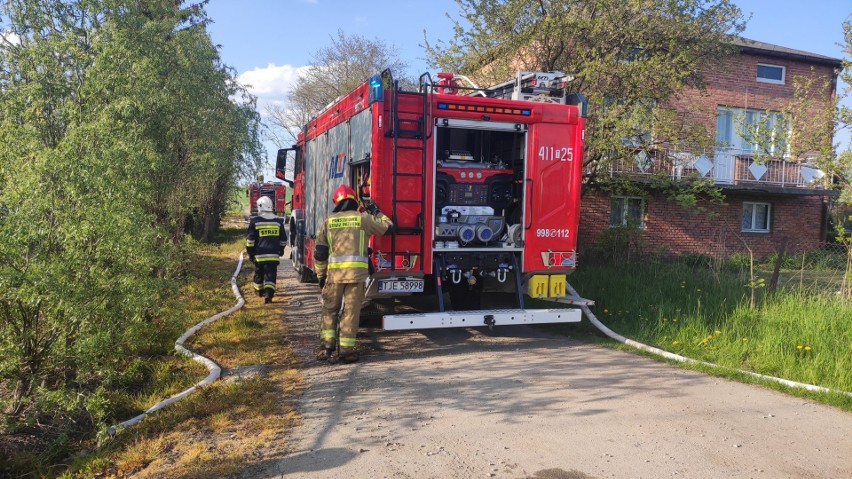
251, 264, 852, 479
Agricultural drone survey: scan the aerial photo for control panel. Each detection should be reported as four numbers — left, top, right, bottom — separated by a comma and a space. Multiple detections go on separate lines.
448, 183, 489, 205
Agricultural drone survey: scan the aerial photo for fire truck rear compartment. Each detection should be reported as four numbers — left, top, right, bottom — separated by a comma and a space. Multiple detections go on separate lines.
430, 120, 527, 311
433, 123, 524, 248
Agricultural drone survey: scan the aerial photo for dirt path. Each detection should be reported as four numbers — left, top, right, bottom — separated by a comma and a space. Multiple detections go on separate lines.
253, 265, 852, 479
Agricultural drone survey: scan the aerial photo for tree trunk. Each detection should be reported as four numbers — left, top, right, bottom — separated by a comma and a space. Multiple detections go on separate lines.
5, 373, 32, 416
768, 238, 788, 293
200, 210, 217, 243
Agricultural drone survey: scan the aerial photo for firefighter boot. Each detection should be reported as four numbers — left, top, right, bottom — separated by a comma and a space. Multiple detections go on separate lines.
316, 346, 336, 361
339, 349, 360, 364
264, 289, 273, 304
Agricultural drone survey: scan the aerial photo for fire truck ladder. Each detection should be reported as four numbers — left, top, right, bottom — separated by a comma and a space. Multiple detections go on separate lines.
383, 74, 431, 273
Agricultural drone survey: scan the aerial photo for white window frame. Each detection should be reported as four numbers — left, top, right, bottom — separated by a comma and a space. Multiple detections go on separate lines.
756, 63, 786, 85
742, 201, 771, 233
610, 196, 645, 228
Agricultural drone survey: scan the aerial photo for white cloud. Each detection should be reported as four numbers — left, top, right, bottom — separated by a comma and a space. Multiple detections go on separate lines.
236, 64, 313, 165
1, 31, 21, 46
236, 63, 315, 130
236, 63, 304, 102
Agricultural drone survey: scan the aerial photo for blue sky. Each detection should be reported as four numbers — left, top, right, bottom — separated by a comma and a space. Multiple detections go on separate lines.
203, 0, 851, 167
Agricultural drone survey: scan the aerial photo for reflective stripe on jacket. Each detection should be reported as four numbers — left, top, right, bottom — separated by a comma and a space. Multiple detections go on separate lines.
315, 210, 392, 283
246, 214, 287, 260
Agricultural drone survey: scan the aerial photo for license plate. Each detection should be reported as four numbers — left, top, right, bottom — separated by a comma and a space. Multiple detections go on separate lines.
377, 279, 424, 293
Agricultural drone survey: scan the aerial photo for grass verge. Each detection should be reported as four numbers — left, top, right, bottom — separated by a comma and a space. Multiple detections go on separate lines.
228, 186, 250, 217
58, 226, 301, 478
547, 259, 852, 410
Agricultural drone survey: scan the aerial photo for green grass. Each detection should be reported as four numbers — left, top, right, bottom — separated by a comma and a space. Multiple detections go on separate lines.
228, 186, 250, 216
558, 259, 852, 409
56, 225, 302, 478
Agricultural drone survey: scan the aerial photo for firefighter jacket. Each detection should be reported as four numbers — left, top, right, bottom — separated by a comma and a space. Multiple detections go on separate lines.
315, 210, 392, 283
246, 213, 287, 263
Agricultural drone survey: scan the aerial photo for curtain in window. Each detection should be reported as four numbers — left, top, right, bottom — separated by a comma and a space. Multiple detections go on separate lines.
610, 197, 644, 227
716, 109, 733, 148
715, 108, 754, 151
742, 202, 754, 230
742, 110, 757, 152
611, 199, 625, 226
754, 204, 769, 230
717, 107, 788, 157
627, 198, 643, 225
742, 202, 770, 231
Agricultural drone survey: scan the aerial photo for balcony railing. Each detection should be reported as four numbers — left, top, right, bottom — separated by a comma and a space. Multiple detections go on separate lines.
605, 149, 829, 190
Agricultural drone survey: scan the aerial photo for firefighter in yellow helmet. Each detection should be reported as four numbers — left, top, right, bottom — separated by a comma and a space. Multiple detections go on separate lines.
315, 185, 393, 364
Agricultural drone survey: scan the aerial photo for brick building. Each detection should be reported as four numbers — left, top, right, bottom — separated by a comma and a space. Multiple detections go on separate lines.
579, 38, 843, 259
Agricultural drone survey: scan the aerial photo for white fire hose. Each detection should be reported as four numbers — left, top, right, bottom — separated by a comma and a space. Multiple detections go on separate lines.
107, 252, 246, 437
560, 283, 852, 398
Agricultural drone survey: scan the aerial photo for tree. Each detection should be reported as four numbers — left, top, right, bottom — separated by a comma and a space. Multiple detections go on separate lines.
267, 29, 410, 145
0, 0, 261, 455
834, 17, 852, 201
748, 17, 851, 241
425, 0, 747, 186
731, 64, 843, 187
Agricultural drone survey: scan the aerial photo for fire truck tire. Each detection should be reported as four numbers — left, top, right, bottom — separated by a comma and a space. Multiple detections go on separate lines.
359, 317, 381, 329
296, 265, 315, 283
359, 302, 387, 328
288, 221, 298, 249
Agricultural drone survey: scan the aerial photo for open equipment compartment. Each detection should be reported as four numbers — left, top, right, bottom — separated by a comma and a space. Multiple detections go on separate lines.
433, 119, 527, 252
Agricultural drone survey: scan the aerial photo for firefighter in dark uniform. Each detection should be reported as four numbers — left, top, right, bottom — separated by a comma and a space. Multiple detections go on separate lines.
315, 185, 393, 364
246, 196, 287, 303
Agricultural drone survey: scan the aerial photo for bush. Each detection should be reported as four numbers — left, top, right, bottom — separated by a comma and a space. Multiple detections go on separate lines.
0, 0, 262, 470
591, 225, 649, 265
724, 252, 750, 270
763, 248, 848, 271
678, 253, 714, 268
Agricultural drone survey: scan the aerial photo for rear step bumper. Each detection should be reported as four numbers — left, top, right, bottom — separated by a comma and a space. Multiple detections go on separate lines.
382, 308, 581, 331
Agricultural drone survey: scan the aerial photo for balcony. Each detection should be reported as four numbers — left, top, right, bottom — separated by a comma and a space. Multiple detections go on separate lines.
606, 149, 831, 191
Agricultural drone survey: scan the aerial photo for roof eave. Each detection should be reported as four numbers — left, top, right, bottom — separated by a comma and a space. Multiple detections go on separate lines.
737, 45, 843, 69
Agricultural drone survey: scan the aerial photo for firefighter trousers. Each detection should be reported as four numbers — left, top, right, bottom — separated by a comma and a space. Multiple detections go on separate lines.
253, 261, 279, 295
320, 282, 365, 353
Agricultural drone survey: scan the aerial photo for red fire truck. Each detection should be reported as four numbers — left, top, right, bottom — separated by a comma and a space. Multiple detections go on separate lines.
276, 70, 588, 330
247, 178, 288, 217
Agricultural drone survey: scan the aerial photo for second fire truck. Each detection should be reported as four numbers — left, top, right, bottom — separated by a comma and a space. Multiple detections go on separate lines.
276, 70, 588, 330
247, 177, 288, 217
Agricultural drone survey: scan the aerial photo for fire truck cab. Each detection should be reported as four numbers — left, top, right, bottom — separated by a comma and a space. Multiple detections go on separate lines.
277, 70, 589, 330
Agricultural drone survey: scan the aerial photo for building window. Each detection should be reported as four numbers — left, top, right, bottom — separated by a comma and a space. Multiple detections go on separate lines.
742, 202, 771, 233
756, 63, 785, 84
611, 196, 645, 227
716, 106, 789, 157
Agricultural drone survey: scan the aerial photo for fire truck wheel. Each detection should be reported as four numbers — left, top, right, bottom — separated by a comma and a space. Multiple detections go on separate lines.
359, 301, 391, 328
288, 222, 297, 249
296, 265, 315, 284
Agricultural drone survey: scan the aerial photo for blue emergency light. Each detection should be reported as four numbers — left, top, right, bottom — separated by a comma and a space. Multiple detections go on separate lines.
368, 74, 383, 103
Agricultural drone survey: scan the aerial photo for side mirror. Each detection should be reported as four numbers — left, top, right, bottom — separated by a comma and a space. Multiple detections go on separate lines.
276, 148, 295, 186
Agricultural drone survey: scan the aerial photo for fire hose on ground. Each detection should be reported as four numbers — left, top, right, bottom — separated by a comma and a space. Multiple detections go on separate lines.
107, 252, 247, 437
559, 283, 852, 398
